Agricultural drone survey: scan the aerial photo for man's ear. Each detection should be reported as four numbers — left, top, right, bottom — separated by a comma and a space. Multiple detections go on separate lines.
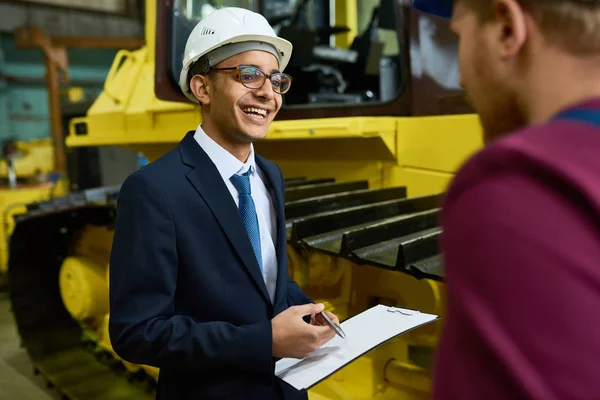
494, 0, 528, 60
189, 74, 211, 106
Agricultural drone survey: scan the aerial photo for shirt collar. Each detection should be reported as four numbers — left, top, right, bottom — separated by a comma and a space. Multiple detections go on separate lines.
193, 124, 256, 181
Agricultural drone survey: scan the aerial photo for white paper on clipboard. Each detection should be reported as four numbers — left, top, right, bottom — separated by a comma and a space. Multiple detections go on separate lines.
274, 304, 438, 391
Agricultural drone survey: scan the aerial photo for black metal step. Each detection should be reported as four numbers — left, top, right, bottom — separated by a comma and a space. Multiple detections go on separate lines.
340, 209, 439, 254
289, 194, 441, 244
285, 186, 407, 220
408, 255, 444, 281
302, 209, 439, 256
285, 180, 369, 202
351, 227, 442, 273
285, 177, 335, 187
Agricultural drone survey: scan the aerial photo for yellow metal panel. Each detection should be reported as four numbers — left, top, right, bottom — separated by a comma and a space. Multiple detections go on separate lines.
310, 357, 379, 400
384, 165, 453, 198
383, 360, 432, 398
144, 0, 156, 62
402, 167, 454, 197
0, 139, 55, 178
262, 118, 397, 161
268, 117, 395, 139
274, 159, 387, 189
126, 63, 197, 138
103, 49, 140, 106
70, 97, 125, 144
396, 115, 483, 173
66, 48, 147, 147
334, 0, 358, 48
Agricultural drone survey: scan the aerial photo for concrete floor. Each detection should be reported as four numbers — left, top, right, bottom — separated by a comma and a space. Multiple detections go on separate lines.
0, 290, 60, 400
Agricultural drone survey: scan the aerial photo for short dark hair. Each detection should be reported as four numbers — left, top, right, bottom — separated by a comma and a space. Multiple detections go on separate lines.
459, 0, 600, 55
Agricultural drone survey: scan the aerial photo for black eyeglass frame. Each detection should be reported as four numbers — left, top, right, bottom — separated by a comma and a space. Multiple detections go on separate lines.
209, 65, 293, 94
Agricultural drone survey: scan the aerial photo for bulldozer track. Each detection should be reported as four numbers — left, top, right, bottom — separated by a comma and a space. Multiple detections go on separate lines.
6, 178, 444, 400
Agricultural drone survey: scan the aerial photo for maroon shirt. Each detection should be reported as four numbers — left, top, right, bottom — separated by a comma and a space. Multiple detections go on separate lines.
433, 98, 600, 399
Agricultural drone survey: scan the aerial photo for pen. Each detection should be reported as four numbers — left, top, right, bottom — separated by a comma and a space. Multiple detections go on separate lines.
320, 311, 346, 339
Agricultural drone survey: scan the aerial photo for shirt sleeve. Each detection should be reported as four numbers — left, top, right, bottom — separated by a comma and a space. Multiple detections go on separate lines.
435, 168, 600, 400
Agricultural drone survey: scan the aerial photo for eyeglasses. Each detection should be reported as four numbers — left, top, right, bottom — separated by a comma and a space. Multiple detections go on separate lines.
210, 65, 293, 94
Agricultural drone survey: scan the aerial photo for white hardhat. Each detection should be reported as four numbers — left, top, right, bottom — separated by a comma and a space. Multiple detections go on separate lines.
179, 7, 293, 103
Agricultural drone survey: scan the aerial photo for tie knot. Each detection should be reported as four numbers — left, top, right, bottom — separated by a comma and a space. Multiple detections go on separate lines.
230, 169, 252, 194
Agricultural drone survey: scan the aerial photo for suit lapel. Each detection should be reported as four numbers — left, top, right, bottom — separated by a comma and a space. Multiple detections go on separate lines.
255, 156, 289, 309
179, 132, 271, 305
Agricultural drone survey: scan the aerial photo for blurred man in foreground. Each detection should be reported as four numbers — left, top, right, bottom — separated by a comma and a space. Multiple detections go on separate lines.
414, 0, 600, 398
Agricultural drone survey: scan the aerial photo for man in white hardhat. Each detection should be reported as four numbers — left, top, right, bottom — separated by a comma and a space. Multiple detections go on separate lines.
109, 7, 340, 400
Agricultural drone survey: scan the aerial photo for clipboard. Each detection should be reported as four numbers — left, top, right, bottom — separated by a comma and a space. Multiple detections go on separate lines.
274, 304, 439, 391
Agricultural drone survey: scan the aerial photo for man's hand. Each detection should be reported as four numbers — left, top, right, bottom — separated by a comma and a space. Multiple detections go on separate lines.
310, 310, 340, 328
271, 303, 338, 359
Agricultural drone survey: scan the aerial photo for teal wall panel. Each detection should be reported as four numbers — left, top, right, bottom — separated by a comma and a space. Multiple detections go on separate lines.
0, 79, 7, 136
5, 86, 49, 141
0, 33, 118, 143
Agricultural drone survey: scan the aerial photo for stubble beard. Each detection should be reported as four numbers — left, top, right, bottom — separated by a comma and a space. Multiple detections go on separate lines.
477, 88, 528, 145
471, 47, 529, 145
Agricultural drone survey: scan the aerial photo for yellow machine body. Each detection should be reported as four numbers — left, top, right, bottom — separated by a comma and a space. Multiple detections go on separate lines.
7, 0, 485, 399
0, 138, 56, 178
0, 138, 66, 273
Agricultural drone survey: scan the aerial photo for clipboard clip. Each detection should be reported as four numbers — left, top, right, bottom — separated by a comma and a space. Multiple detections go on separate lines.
387, 306, 420, 316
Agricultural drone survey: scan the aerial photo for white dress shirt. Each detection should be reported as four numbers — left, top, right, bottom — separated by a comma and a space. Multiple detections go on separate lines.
194, 125, 278, 303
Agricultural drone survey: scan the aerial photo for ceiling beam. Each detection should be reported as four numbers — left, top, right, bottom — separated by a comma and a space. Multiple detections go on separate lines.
13, 26, 145, 50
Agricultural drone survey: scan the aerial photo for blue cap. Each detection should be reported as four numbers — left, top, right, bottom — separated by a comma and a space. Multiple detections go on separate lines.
413, 0, 454, 19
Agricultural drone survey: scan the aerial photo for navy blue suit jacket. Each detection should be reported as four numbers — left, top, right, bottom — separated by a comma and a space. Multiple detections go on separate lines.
109, 132, 313, 400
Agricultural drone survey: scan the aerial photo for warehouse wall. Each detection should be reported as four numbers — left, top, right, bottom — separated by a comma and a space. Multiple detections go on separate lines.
0, 1, 143, 37
0, 0, 143, 187
0, 33, 117, 142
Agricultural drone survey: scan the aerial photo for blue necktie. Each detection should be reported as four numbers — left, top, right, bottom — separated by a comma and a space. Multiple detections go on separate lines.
230, 169, 263, 273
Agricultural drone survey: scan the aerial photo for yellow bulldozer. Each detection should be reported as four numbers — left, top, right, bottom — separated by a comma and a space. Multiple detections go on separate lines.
5, 0, 483, 399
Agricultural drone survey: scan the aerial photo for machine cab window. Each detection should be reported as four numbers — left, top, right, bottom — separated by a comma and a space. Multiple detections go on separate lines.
156, 0, 407, 117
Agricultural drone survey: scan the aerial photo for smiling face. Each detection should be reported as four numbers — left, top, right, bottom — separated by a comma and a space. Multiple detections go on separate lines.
189, 50, 284, 160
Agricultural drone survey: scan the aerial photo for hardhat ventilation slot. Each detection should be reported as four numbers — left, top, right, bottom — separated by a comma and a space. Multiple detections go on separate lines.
200, 28, 215, 35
